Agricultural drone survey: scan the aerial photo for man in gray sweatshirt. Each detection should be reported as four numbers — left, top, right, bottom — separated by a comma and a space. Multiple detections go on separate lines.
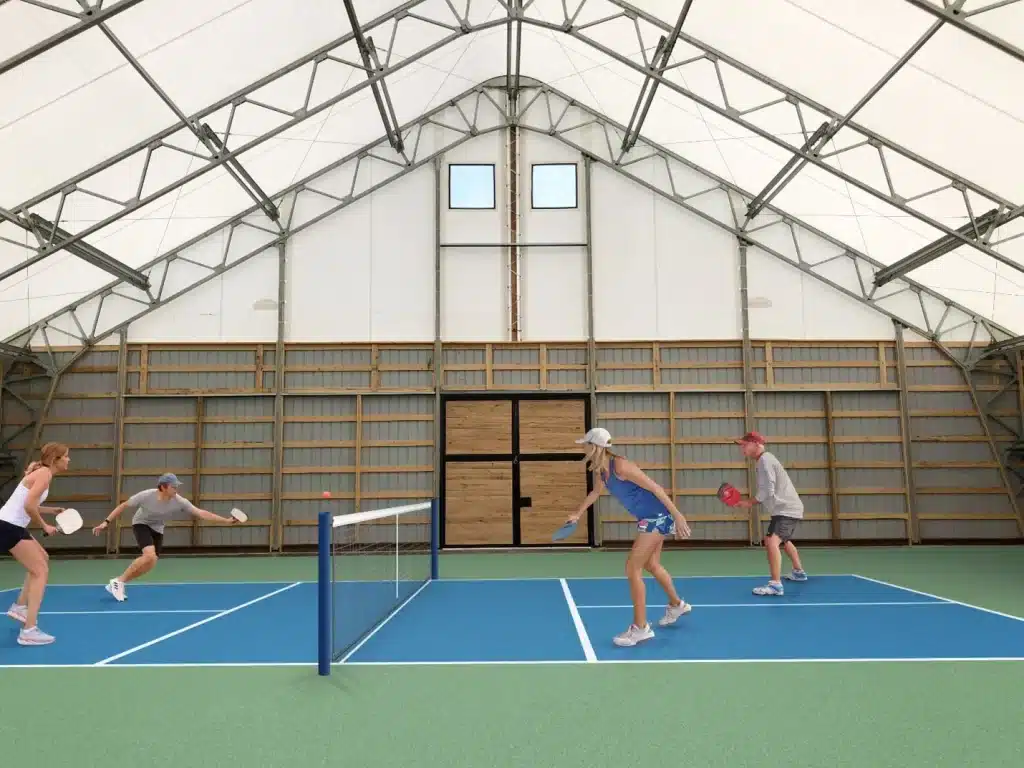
733, 432, 808, 596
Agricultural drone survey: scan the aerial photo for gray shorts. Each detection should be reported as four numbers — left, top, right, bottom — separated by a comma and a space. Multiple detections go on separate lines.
766, 515, 798, 543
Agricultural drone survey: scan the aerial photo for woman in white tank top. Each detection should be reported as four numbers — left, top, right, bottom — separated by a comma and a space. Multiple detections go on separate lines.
1, 442, 71, 646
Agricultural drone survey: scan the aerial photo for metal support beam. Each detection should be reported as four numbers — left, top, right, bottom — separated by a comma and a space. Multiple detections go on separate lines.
2, 3, 499, 282
110, 328, 128, 554
8, 0, 1021, 295
200, 125, 281, 222
874, 207, 1024, 287
0, 214, 150, 290
894, 323, 920, 544
95, 22, 282, 225
937, 342, 1024, 537
560, 1, 1024, 273
341, 0, 405, 152
0, 0, 148, 77
902, 0, 1024, 67
823, 392, 842, 541
582, 153, 600, 546
621, 0, 696, 154
8, 83, 1012, 369
432, 156, 444, 545
737, 237, 759, 545
0, 342, 42, 366
271, 241, 287, 552
743, 20, 943, 222
506, 0, 524, 100
745, 122, 829, 221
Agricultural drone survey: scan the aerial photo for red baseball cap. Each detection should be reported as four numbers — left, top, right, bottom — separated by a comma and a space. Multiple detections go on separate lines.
734, 431, 766, 445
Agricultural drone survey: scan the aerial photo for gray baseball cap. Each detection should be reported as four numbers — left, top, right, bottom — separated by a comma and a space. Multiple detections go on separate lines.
158, 472, 182, 487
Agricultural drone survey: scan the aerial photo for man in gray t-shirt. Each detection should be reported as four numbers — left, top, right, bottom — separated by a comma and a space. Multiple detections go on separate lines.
733, 432, 808, 597
91, 473, 237, 602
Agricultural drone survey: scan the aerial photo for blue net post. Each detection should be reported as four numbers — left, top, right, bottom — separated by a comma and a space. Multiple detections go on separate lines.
430, 498, 439, 581
317, 510, 331, 676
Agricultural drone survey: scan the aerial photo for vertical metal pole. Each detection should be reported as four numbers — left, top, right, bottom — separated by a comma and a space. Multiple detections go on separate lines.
432, 157, 444, 546
823, 391, 841, 540
317, 510, 331, 676
272, 241, 287, 551
430, 498, 440, 580
894, 323, 920, 543
582, 154, 600, 546
738, 237, 758, 544
508, 120, 521, 340
110, 328, 128, 554
191, 396, 204, 548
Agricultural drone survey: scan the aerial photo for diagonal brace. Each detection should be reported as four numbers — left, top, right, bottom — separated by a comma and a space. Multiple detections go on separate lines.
95, 21, 281, 224
621, 0, 696, 153
199, 125, 280, 222
0, 213, 149, 290
745, 19, 943, 222
873, 206, 1024, 288
341, 0, 405, 153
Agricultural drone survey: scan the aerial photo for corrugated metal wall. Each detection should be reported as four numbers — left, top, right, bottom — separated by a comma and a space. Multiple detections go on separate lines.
4, 339, 1019, 553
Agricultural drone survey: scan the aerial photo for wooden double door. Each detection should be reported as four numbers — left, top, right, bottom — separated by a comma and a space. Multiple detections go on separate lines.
442, 394, 593, 547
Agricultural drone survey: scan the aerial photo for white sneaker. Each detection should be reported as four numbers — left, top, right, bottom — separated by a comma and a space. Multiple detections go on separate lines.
18, 626, 55, 645
658, 601, 692, 626
613, 623, 655, 647
6, 603, 26, 624
106, 579, 126, 602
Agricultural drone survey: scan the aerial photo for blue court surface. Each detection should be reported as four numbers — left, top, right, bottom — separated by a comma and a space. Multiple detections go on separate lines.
2, 574, 1023, 667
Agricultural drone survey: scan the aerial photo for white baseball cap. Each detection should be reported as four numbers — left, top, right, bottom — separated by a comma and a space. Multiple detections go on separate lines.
575, 427, 612, 448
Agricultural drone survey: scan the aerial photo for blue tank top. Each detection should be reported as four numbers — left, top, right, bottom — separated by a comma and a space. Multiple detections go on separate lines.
602, 457, 667, 521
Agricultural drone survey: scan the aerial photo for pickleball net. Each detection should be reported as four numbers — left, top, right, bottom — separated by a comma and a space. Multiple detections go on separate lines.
317, 500, 439, 672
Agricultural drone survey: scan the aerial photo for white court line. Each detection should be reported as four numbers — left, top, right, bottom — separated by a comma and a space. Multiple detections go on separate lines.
576, 600, 948, 609
41, 610, 222, 615
93, 582, 300, 666
3, 656, 1023, 670
559, 578, 596, 662
337, 580, 433, 663
852, 574, 1024, 623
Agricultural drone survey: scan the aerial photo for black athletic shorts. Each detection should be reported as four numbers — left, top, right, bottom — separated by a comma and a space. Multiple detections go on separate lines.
766, 515, 798, 543
0, 519, 32, 553
132, 523, 164, 555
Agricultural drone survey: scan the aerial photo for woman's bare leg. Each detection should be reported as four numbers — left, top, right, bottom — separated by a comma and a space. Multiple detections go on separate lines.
9, 538, 49, 630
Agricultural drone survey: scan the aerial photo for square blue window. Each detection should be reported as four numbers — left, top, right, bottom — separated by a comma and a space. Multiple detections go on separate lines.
449, 164, 495, 209
532, 163, 578, 209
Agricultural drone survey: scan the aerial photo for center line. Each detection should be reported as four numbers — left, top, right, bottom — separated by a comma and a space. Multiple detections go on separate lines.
560, 578, 596, 662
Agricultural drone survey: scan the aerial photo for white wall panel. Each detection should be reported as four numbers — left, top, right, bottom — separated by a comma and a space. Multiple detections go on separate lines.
128, 250, 279, 342
746, 247, 895, 340
439, 132, 508, 341
590, 164, 741, 340
287, 162, 434, 342
591, 165, 657, 340
519, 132, 587, 340
441, 248, 507, 341
521, 247, 587, 341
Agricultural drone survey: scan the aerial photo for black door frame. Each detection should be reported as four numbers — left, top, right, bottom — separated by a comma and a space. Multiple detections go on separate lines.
439, 391, 594, 548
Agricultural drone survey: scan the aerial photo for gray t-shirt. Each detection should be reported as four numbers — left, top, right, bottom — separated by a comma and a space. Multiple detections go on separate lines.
128, 489, 196, 533
755, 451, 803, 519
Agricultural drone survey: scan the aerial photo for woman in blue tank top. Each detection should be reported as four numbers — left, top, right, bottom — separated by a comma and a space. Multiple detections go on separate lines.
567, 428, 693, 647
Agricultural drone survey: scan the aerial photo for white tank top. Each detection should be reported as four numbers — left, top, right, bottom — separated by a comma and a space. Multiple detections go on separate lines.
0, 481, 48, 528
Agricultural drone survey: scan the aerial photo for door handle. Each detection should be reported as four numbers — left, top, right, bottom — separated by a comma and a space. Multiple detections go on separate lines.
519, 496, 532, 509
